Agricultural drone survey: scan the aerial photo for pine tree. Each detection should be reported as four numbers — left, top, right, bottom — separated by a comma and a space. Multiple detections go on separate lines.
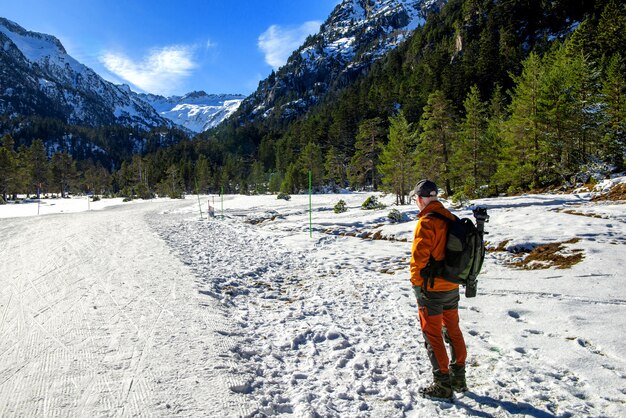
116, 155, 152, 198
275, 136, 295, 174
247, 160, 266, 195
600, 54, 626, 171
195, 154, 211, 194
220, 155, 244, 193
268, 172, 282, 194
452, 85, 489, 197
539, 43, 580, 184
497, 52, 543, 192
259, 136, 276, 172
566, 42, 602, 171
0, 135, 18, 200
328, 101, 357, 157
378, 111, 415, 205
298, 141, 324, 190
280, 163, 301, 194
324, 146, 346, 190
476, 17, 501, 94
83, 164, 111, 196
0, 147, 15, 202
596, 0, 626, 61
484, 85, 506, 195
16, 145, 33, 197
349, 117, 385, 190
50, 152, 78, 198
30, 139, 49, 197
179, 159, 194, 193
568, 20, 598, 64
157, 165, 184, 199
116, 160, 134, 197
416, 91, 457, 196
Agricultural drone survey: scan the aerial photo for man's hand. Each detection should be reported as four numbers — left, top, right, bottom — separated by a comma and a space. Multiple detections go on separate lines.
412, 285, 422, 300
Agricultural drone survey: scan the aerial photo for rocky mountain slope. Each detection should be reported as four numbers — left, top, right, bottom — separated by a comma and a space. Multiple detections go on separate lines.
0, 17, 170, 130
234, 0, 445, 124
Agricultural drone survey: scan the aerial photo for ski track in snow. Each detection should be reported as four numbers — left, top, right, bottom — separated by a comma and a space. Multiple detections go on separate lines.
0, 201, 250, 417
1, 191, 625, 417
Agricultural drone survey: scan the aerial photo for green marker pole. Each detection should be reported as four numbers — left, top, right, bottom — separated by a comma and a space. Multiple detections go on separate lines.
309, 170, 312, 238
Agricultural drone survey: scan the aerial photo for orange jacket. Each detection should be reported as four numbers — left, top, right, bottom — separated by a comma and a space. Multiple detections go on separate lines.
410, 200, 458, 292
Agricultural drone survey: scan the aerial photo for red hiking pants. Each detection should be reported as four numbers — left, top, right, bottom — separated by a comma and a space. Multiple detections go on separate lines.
418, 288, 467, 375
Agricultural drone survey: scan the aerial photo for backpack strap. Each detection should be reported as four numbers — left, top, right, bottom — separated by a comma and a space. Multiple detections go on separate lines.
426, 211, 456, 223
421, 256, 444, 290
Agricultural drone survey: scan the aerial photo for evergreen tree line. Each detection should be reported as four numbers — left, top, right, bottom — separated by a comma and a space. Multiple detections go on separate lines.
0, 134, 198, 202
0, 129, 247, 202
0, 117, 193, 202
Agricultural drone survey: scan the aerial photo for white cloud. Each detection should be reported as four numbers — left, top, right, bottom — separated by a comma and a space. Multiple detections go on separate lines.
206, 39, 216, 49
99, 45, 197, 95
258, 21, 321, 70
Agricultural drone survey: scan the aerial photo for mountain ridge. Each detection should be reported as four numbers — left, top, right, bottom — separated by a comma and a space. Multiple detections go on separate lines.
0, 17, 173, 130
233, 0, 446, 125
0, 17, 244, 135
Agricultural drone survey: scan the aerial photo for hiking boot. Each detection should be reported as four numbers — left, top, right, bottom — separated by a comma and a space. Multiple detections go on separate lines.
419, 371, 453, 399
450, 364, 467, 392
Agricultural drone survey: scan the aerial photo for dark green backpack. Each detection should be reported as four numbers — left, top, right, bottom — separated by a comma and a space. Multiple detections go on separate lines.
420, 209, 488, 297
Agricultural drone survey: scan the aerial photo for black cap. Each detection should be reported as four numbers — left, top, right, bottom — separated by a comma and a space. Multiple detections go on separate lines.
414, 179, 438, 197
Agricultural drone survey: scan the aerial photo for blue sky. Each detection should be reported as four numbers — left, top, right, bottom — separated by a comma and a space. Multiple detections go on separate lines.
2, 0, 340, 96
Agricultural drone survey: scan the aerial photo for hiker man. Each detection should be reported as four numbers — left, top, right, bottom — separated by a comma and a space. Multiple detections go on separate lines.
410, 179, 467, 399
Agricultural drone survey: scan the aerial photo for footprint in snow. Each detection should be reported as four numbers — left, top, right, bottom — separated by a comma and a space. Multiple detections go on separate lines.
507, 310, 527, 322
576, 337, 605, 356
521, 328, 544, 338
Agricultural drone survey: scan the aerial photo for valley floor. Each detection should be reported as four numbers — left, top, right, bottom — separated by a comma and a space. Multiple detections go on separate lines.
0, 188, 625, 417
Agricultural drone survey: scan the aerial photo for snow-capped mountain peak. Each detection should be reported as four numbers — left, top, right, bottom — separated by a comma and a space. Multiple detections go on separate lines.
138, 92, 246, 133
0, 18, 68, 60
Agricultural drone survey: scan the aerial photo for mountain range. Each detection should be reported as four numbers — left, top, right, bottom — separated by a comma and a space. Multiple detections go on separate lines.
2, 0, 442, 142
0, 18, 172, 130
0, 17, 243, 134
1, 0, 448, 141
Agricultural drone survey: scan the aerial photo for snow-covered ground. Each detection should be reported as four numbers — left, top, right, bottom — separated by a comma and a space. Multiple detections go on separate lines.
0, 196, 156, 218
1, 179, 625, 417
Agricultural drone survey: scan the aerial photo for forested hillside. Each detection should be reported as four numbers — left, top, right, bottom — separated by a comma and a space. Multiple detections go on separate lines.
205, 0, 624, 201
1, 0, 624, 202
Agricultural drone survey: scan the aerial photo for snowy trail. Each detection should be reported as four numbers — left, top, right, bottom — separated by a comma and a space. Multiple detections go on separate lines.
155, 198, 626, 417
0, 201, 250, 417
153, 213, 420, 416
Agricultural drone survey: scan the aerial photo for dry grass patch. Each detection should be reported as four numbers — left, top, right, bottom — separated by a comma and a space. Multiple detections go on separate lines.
510, 238, 584, 270
559, 209, 606, 219
592, 183, 626, 202
487, 239, 510, 252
